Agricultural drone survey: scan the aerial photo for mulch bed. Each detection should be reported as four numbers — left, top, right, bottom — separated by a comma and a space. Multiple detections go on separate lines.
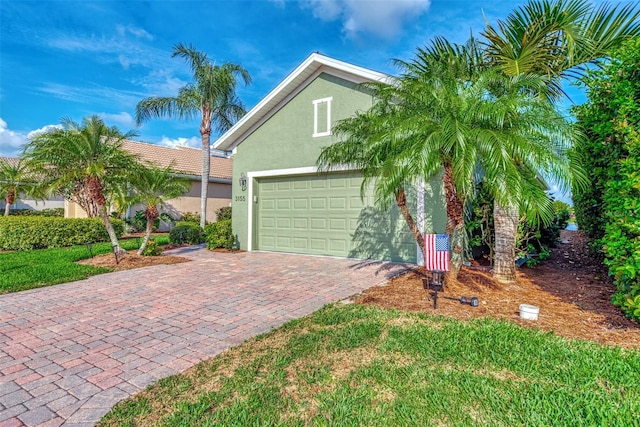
77, 252, 190, 271
355, 230, 640, 349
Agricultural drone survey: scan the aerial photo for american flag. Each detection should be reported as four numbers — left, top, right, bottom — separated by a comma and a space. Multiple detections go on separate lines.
424, 234, 450, 271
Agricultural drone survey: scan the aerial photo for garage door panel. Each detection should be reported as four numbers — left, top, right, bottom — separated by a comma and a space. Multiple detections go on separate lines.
277, 218, 291, 229
293, 198, 308, 209
256, 173, 415, 261
293, 238, 308, 249
310, 218, 327, 229
310, 198, 325, 209
330, 239, 347, 252
293, 218, 308, 229
329, 197, 346, 209
261, 217, 275, 228
310, 239, 327, 250
329, 218, 347, 231
261, 198, 276, 210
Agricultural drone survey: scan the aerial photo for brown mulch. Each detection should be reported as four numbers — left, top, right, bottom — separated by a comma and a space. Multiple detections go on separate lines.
355, 230, 640, 349
77, 252, 190, 271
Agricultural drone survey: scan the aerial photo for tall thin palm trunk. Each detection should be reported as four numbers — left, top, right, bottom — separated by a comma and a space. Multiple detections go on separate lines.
200, 124, 211, 228
443, 164, 465, 280
493, 202, 519, 283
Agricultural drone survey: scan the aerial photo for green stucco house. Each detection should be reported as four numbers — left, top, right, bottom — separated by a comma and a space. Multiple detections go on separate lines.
214, 53, 446, 264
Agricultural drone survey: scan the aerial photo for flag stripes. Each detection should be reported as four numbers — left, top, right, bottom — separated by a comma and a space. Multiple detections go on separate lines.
424, 234, 450, 271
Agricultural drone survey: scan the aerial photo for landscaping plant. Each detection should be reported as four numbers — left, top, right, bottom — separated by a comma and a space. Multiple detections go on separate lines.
573, 37, 640, 320
0, 216, 124, 251
169, 221, 205, 245
136, 43, 251, 228
205, 218, 233, 250
23, 116, 139, 253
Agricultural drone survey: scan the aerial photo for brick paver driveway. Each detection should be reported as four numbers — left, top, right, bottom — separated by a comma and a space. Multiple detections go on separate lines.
0, 246, 410, 426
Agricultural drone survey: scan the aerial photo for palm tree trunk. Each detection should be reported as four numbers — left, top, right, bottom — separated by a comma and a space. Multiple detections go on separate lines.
493, 201, 519, 283
395, 188, 425, 254
137, 218, 155, 255
5, 188, 15, 216
100, 208, 123, 253
200, 126, 211, 229
443, 164, 465, 280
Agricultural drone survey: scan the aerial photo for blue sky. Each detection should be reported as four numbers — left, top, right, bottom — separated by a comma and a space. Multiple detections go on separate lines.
1, 0, 587, 161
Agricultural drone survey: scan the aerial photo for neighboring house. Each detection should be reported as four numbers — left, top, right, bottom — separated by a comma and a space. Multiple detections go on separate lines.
0, 156, 65, 212
214, 53, 446, 263
65, 141, 232, 228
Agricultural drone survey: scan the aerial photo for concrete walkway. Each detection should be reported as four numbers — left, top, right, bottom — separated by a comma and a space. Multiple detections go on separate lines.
0, 247, 410, 426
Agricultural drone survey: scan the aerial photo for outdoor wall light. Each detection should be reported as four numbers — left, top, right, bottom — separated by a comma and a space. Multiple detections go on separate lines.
239, 173, 247, 191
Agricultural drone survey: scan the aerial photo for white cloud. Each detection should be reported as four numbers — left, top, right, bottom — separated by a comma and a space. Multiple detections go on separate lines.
26, 124, 63, 139
0, 118, 28, 157
158, 136, 201, 149
0, 120, 62, 157
301, 0, 431, 39
99, 112, 136, 128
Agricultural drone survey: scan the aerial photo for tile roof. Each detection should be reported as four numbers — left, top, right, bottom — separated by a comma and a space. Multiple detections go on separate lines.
122, 140, 232, 180
0, 156, 19, 167
2, 142, 232, 181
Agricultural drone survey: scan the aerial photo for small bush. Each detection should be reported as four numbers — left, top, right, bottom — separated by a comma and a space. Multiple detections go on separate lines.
169, 221, 204, 245
129, 210, 175, 233
0, 216, 124, 250
141, 239, 163, 256
179, 212, 201, 224
9, 208, 64, 217
216, 206, 232, 221
205, 219, 234, 250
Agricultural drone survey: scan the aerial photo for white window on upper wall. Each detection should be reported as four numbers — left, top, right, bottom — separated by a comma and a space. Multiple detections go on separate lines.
312, 97, 332, 137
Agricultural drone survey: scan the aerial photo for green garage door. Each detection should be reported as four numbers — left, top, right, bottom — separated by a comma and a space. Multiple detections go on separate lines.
255, 172, 416, 261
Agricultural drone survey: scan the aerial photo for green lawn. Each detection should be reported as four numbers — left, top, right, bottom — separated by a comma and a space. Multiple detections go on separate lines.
100, 303, 640, 427
0, 235, 170, 294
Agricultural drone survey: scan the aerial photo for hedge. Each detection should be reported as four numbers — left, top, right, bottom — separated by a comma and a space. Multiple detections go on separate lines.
0, 216, 124, 251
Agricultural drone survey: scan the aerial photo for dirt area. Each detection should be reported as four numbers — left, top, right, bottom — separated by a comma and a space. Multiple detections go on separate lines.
355, 230, 640, 349
77, 252, 190, 271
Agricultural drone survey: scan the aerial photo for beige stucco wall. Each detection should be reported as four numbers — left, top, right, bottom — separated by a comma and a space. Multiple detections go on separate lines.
64, 180, 232, 230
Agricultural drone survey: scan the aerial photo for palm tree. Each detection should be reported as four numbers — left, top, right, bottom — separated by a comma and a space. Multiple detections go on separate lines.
0, 157, 41, 216
481, 0, 640, 282
319, 38, 577, 280
135, 43, 251, 228
23, 115, 139, 252
129, 164, 190, 255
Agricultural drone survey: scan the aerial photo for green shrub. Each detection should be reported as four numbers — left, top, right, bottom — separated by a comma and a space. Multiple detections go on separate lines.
169, 221, 204, 245
205, 219, 234, 250
179, 211, 201, 224
215, 206, 232, 221
141, 239, 163, 256
0, 216, 124, 250
9, 208, 64, 217
572, 38, 640, 320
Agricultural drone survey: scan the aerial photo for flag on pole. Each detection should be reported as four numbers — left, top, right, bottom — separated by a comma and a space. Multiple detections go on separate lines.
424, 234, 450, 271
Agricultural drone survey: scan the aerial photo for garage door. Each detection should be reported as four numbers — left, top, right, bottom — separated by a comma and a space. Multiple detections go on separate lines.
255, 172, 416, 261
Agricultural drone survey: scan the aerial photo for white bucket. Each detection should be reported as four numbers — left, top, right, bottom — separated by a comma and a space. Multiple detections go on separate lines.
519, 304, 540, 321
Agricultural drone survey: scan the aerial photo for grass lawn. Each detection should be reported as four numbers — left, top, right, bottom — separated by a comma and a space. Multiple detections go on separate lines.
0, 235, 170, 294
100, 303, 640, 426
